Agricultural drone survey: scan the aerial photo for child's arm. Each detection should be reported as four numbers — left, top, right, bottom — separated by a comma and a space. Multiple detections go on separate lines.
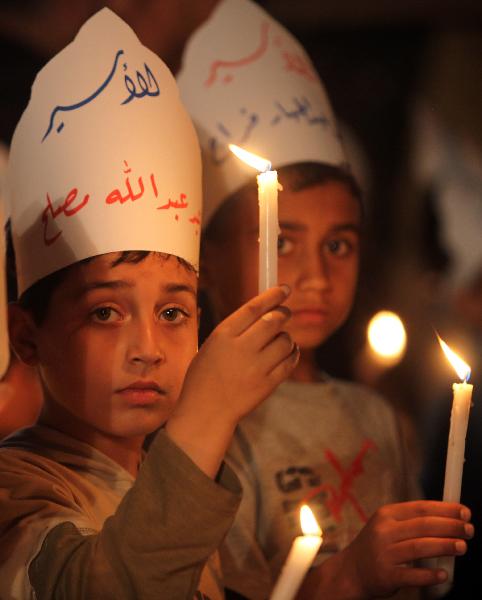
27, 431, 241, 600
298, 500, 473, 600
166, 284, 298, 478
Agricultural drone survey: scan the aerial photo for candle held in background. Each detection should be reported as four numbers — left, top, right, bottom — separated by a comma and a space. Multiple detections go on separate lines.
437, 335, 473, 584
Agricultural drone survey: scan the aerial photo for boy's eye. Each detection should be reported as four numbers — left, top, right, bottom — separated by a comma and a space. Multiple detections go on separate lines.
278, 236, 294, 257
160, 307, 188, 323
326, 239, 353, 257
91, 306, 122, 323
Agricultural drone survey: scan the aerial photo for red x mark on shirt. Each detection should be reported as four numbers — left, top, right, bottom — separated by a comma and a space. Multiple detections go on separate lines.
303, 439, 377, 524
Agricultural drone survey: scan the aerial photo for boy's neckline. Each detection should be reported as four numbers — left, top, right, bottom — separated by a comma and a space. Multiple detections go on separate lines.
37, 412, 144, 478
2, 422, 138, 482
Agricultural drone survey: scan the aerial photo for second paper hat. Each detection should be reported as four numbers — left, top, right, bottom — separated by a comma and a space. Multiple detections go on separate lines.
177, 0, 346, 225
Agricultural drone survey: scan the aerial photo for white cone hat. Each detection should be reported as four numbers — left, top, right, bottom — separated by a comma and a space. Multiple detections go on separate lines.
8, 8, 202, 296
177, 0, 346, 225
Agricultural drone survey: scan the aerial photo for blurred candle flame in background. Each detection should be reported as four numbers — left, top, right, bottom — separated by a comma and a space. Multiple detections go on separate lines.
367, 310, 407, 365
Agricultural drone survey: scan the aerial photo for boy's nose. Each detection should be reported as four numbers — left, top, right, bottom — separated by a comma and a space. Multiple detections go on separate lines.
126, 321, 165, 368
298, 252, 331, 292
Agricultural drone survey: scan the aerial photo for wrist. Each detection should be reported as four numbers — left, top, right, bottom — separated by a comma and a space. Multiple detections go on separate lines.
165, 400, 237, 479
311, 552, 365, 600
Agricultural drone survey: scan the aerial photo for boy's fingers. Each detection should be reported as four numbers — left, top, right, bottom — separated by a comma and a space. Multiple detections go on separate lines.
391, 565, 448, 589
266, 342, 299, 382
241, 306, 291, 351
391, 538, 467, 564
384, 501, 470, 522
394, 516, 473, 541
257, 331, 294, 370
217, 286, 290, 337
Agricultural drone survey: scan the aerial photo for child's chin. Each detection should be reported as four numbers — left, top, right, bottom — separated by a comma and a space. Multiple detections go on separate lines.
294, 330, 330, 351
114, 412, 170, 438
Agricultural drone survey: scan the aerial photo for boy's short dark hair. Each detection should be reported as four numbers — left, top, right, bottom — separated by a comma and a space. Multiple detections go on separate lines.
204, 162, 362, 244
6, 225, 196, 325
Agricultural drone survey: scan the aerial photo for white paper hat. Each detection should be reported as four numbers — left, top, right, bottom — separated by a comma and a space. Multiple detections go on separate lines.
8, 8, 202, 296
177, 0, 347, 225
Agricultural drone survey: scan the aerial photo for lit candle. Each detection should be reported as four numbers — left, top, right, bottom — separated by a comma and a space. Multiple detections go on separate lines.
437, 335, 473, 583
229, 144, 279, 292
270, 505, 322, 600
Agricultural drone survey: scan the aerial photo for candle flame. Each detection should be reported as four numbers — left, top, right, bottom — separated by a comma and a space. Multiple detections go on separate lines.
367, 310, 407, 361
437, 335, 471, 382
300, 505, 322, 536
229, 144, 271, 172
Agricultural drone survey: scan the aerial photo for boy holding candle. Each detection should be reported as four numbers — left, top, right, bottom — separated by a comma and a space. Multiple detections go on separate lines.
177, 1, 474, 598
0, 9, 299, 599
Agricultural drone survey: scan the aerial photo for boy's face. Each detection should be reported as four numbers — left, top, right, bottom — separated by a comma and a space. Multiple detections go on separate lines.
205, 181, 361, 350
15, 253, 198, 444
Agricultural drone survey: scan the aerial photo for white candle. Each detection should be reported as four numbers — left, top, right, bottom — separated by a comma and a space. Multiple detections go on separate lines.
257, 169, 278, 292
229, 144, 279, 293
443, 381, 473, 503
437, 336, 473, 584
270, 505, 322, 600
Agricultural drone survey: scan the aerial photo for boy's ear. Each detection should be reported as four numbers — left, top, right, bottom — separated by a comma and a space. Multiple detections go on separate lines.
8, 304, 40, 367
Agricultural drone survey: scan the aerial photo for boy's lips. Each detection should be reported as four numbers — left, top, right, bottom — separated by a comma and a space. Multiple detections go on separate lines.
116, 381, 166, 405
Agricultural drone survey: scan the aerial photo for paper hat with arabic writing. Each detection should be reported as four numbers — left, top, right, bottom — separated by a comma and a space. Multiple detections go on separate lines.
177, 0, 347, 225
7, 8, 202, 297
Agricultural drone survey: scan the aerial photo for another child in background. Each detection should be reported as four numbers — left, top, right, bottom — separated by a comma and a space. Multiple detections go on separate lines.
0, 10, 298, 599
178, 1, 474, 598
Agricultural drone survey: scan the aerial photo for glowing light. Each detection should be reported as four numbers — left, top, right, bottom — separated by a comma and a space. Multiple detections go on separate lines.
437, 335, 471, 382
229, 143, 271, 172
300, 505, 322, 536
367, 311, 407, 361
